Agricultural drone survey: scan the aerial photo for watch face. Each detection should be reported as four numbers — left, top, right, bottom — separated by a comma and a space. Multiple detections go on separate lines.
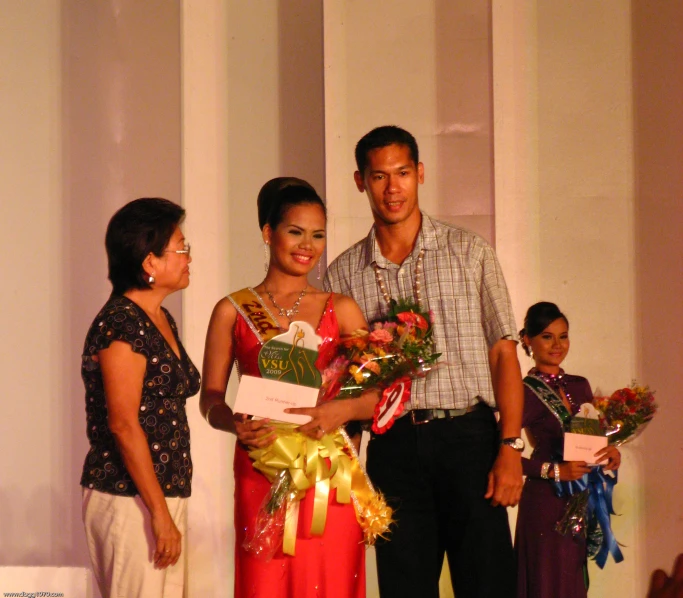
503, 437, 524, 451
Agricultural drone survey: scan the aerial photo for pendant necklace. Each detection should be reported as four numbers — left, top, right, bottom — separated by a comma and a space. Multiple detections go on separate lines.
266, 286, 307, 322
373, 248, 425, 309
531, 367, 574, 408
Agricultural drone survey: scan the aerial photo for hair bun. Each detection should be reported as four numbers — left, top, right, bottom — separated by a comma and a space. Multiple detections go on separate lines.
257, 177, 315, 230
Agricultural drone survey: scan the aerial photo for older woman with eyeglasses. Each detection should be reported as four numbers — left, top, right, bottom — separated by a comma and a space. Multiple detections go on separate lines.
80, 198, 200, 598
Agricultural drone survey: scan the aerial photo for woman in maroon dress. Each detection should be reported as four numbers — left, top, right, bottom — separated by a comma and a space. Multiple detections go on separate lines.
199, 178, 379, 597
515, 302, 621, 598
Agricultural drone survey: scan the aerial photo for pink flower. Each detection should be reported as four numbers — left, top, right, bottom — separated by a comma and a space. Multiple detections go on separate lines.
321, 356, 349, 384
368, 328, 394, 344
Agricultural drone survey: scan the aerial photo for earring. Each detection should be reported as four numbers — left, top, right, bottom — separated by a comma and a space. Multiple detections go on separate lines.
264, 242, 270, 272
148, 275, 155, 284
529, 348, 534, 359
317, 259, 322, 281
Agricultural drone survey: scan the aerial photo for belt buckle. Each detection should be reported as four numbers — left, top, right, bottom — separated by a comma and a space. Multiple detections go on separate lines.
410, 410, 431, 425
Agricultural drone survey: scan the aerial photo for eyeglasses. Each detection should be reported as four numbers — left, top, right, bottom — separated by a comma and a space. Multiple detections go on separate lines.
165, 243, 191, 256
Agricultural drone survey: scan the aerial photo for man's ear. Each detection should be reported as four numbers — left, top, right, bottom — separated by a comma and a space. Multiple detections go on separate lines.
417, 162, 425, 184
353, 170, 365, 193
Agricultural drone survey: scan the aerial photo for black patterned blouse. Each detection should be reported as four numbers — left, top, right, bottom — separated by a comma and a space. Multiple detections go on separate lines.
80, 295, 200, 497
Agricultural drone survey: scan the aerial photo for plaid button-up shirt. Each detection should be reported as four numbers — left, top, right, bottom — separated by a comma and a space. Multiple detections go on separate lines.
324, 212, 517, 410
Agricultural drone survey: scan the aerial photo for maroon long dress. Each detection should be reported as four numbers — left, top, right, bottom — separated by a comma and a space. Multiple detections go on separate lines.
515, 372, 593, 598
232, 294, 365, 598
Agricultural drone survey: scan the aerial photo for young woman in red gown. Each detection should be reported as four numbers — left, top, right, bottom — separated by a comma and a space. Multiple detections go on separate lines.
199, 178, 379, 597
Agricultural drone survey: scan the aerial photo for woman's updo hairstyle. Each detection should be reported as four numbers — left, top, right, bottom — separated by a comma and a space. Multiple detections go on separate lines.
519, 301, 569, 356
257, 177, 326, 231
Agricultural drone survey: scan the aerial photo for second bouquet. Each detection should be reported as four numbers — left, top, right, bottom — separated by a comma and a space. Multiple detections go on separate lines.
319, 298, 441, 434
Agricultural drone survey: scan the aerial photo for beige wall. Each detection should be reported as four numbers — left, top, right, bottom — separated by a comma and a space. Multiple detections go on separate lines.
536, 4, 639, 596
181, 2, 232, 591
2, 1, 181, 595
632, 0, 683, 580
1, 0, 65, 567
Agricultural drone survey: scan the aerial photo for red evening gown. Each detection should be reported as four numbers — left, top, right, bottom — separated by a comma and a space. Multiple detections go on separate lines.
232, 294, 366, 598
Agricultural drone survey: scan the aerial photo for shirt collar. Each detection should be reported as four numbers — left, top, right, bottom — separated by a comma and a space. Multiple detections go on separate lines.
360, 211, 440, 270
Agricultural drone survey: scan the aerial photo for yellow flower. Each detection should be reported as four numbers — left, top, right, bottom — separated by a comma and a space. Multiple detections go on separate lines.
349, 365, 365, 384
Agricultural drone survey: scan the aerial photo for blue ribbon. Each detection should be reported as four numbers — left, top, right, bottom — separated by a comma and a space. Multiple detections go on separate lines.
555, 467, 623, 568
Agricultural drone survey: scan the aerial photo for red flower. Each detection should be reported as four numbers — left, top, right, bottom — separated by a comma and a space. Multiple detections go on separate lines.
396, 311, 428, 331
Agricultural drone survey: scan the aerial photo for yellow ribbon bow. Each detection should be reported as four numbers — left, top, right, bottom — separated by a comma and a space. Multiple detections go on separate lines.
248, 423, 392, 555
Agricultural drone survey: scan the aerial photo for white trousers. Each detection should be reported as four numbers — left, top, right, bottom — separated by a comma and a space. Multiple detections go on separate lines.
82, 488, 188, 598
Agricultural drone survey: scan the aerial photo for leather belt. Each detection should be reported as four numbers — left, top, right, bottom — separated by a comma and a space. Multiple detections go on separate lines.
409, 402, 484, 425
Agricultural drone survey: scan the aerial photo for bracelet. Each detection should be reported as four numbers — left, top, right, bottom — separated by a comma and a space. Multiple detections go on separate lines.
553, 463, 561, 482
540, 462, 551, 480
205, 403, 221, 426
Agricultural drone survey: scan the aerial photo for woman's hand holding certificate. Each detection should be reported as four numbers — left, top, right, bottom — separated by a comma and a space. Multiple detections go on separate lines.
233, 414, 276, 449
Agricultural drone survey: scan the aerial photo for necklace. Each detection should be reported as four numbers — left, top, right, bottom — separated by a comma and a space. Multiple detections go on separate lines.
530, 367, 574, 406
266, 286, 307, 321
373, 248, 425, 309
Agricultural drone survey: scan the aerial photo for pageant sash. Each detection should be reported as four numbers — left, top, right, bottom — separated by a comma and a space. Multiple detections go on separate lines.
230, 288, 323, 387
523, 375, 572, 430
229, 287, 282, 343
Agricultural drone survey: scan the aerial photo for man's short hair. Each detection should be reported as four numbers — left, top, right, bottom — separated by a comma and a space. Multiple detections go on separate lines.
355, 125, 420, 175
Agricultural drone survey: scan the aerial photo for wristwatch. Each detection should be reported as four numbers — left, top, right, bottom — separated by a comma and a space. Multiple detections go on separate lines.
501, 437, 525, 452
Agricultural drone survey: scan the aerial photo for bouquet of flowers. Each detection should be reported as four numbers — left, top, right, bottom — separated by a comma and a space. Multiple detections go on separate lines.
593, 381, 658, 445
318, 299, 441, 433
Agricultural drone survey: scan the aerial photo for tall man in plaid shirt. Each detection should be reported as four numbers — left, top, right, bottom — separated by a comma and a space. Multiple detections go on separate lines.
324, 126, 524, 598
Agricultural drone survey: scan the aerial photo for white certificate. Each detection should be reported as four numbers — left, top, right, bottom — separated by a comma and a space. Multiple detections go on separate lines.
563, 432, 608, 465
233, 374, 319, 425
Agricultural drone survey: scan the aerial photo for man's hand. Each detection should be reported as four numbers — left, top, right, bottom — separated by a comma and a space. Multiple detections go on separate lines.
485, 445, 523, 507
487, 338, 524, 507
